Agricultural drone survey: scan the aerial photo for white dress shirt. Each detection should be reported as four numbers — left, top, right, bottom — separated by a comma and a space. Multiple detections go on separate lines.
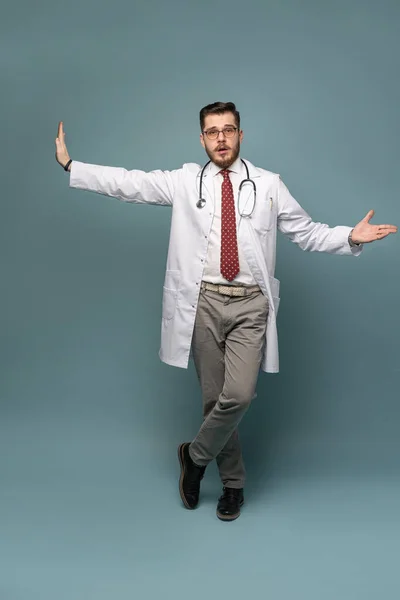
202, 156, 257, 286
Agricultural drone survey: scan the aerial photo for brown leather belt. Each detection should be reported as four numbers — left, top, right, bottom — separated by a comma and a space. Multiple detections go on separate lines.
201, 281, 261, 297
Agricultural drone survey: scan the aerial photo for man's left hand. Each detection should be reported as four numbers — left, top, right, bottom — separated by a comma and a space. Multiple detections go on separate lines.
351, 210, 397, 244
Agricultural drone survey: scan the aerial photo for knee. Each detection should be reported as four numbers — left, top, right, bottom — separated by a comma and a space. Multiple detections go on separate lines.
219, 386, 253, 412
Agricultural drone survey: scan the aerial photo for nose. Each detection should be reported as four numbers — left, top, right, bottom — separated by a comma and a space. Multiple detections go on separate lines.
217, 130, 227, 140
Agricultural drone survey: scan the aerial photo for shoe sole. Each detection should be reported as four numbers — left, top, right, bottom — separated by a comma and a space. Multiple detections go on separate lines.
216, 499, 244, 522
178, 443, 196, 510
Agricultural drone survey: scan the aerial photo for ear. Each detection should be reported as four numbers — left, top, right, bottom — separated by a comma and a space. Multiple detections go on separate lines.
239, 129, 244, 143
200, 133, 205, 149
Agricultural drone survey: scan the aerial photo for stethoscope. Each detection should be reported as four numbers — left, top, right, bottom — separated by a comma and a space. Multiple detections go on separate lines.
196, 158, 257, 217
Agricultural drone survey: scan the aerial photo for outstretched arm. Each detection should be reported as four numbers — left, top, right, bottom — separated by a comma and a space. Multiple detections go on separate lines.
277, 178, 397, 255
55, 122, 178, 206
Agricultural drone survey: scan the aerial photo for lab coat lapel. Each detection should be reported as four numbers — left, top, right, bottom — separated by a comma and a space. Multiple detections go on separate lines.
241, 159, 262, 181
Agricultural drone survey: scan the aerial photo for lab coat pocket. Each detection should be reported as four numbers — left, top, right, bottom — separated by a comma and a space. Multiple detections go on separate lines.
252, 195, 276, 234
162, 270, 180, 321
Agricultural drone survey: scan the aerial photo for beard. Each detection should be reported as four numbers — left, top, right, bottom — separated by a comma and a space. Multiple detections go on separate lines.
205, 138, 241, 169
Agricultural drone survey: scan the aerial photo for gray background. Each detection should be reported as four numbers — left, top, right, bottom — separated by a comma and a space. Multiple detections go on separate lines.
1, 0, 399, 598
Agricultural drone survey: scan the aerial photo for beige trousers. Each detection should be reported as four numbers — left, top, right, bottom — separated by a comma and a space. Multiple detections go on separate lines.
189, 286, 269, 488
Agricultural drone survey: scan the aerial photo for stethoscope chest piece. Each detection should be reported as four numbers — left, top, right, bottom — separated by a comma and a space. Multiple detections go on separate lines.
196, 198, 206, 209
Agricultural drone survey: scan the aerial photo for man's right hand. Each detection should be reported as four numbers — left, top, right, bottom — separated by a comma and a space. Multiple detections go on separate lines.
55, 121, 71, 170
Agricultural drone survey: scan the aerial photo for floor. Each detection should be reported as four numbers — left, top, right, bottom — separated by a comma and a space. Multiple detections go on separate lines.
1, 411, 399, 600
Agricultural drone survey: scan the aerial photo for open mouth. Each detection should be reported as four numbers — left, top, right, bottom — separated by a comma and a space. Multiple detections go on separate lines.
217, 148, 229, 154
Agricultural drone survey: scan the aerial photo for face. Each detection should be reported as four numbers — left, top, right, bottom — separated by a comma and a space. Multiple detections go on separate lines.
200, 112, 243, 169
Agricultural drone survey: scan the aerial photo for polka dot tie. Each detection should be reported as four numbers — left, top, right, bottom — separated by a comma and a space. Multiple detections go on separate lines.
220, 169, 239, 282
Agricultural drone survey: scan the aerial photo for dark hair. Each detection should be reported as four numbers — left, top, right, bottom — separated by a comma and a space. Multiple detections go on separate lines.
199, 101, 240, 131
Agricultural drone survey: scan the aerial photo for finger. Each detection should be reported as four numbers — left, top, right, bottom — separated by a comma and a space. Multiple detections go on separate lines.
363, 209, 375, 222
377, 229, 397, 238
57, 121, 64, 139
377, 225, 398, 232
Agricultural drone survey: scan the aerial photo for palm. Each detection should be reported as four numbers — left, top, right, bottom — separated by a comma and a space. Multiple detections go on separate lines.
352, 210, 397, 244
55, 121, 70, 167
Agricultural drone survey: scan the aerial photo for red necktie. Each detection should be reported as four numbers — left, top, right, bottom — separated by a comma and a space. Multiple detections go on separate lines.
220, 170, 240, 282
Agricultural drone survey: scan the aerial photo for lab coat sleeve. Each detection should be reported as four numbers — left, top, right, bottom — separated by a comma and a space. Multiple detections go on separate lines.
277, 178, 362, 256
69, 160, 180, 206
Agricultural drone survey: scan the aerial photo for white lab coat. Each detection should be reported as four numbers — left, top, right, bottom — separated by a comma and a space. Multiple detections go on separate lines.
69, 158, 362, 373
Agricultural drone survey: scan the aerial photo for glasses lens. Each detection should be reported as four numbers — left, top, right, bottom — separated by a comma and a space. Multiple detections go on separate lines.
223, 127, 236, 137
206, 130, 218, 140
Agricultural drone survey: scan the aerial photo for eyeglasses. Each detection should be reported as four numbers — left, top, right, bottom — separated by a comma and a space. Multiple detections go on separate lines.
202, 126, 238, 140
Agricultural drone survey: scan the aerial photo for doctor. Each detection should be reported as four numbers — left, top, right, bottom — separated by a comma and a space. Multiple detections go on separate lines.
55, 102, 397, 521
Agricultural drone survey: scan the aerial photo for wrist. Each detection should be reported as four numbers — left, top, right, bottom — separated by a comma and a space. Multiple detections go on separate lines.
348, 228, 361, 247
63, 158, 72, 172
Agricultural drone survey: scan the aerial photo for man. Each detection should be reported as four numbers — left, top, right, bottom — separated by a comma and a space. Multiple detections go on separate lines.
55, 102, 397, 521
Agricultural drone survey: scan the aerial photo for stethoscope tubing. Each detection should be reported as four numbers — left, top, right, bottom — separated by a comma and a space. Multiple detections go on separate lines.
196, 159, 256, 215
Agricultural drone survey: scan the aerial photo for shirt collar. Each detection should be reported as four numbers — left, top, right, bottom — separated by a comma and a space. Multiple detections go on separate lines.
208, 156, 243, 177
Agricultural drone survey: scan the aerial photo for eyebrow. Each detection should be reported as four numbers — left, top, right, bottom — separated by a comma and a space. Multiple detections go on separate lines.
205, 124, 236, 130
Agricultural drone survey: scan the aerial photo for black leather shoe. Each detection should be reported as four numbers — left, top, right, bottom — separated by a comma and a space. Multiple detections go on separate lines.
178, 443, 206, 509
216, 487, 244, 521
